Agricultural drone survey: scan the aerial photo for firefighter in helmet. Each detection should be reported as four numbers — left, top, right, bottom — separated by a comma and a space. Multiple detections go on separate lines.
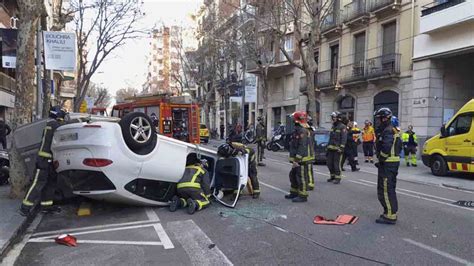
218, 140, 260, 199
170, 155, 211, 214
326, 111, 347, 184
285, 111, 313, 202
20, 106, 68, 216
374, 107, 402, 224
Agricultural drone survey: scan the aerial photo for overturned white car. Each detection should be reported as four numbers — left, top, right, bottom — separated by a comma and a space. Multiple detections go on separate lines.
17, 112, 248, 207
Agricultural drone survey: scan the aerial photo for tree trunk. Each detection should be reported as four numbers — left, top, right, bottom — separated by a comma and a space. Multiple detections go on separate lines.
305, 70, 317, 121
10, 1, 43, 198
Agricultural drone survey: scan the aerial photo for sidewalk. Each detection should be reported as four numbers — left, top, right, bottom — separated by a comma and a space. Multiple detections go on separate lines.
0, 185, 27, 257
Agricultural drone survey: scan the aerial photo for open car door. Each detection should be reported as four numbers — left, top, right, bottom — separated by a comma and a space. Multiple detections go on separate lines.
211, 154, 248, 208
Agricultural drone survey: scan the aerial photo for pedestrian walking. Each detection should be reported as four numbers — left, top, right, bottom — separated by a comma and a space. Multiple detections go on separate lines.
362, 120, 376, 163
285, 111, 312, 202
255, 117, 266, 166
220, 123, 225, 140
342, 121, 360, 172
0, 118, 11, 150
402, 125, 418, 167
20, 106, 67, 216
326, 112, 347, 184
374, 107, 402, 224
170, 155, 211, 214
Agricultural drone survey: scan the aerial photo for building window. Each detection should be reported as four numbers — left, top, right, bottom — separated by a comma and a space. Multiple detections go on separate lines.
338, 95, 355, 122
280, 35, 294, 61
382, 21, 396, 56
284, 74, 294, 100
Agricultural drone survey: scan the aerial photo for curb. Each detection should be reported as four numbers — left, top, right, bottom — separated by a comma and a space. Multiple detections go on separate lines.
0, 207, 38, 259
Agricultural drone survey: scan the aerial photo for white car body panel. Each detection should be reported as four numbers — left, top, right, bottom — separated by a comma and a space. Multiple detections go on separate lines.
52, 120, 246, 206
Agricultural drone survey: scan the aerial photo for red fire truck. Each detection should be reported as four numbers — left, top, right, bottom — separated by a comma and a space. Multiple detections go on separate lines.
111, 94, 200, 144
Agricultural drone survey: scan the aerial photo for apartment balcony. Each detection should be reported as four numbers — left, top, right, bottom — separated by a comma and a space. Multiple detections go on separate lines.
420, 0, 472, 33
0, 72, 16, 92
343, 0, 369, 28
339, 61, 366, 85
316, 69, 338, 88
366, 53, 401, 80
368, 0, 401, 18
321, 13, 342, 39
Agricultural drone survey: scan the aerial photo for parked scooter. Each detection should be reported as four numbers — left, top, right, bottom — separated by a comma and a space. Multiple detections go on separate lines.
266, 132, 286, 152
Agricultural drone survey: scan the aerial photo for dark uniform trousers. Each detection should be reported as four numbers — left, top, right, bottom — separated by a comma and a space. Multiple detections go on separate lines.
177, 188, 210, 210
247, 148, 260, 193
256, 140, 265, 162
22, 158, 57, 207
377, 162, 399, 220
289, 164, 309, 198
327, 150, 343, 179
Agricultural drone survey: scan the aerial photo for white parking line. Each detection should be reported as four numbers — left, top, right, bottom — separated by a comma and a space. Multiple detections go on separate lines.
403, 238, 473, 265
145, 208, 174, 249
167, 220, 233, 266
32, 219, 161, 237
28, 239, 167, 246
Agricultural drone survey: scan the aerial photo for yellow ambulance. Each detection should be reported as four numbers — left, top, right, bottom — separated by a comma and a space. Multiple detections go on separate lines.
422, 99, 474, 176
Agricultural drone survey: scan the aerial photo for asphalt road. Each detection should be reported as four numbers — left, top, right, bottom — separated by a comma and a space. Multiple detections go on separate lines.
4, 143, 474, 266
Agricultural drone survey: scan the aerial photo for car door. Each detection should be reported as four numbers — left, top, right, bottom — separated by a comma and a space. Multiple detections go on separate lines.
445, 113, 473, 172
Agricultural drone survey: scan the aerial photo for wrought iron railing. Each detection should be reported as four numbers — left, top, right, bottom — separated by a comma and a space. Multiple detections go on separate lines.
321, 12, 341, 32
339, 61, 366, 83
421, 0, 465, 16
366, 53, 401, 78
343, 0, 368, 23
316, 69, 338, 88
368, 0, 400, 12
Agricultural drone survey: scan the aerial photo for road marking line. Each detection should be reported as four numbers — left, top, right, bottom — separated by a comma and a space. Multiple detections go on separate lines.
31, 219, 161, 237
260, 181, 288, 194
30, 223, 162, 240
347, 180, 375, 188
167, 220, 233, 266
28, 239, 165, 246
357, 179, 457, 202
403, 238, 473, 265
145, 208, 174, 250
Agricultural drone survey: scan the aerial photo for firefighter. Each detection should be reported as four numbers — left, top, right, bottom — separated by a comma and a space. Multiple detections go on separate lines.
402, 125, 418, 167
20, 106, 67, 216
342, 121, 360, 172
221, 140, 260, 198
285, 111, 312, 202
352, 122, 361, 165
374, 107, 402, 225
306, 116, 316, 190
326, 111, 347, 184
170, 156, 211, 214
255, 117, 266, 166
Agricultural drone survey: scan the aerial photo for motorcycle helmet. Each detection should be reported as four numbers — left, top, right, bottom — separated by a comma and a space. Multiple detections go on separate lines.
217, 143, 234, 158
292, 111, 309, 128
391, 116, 400, 131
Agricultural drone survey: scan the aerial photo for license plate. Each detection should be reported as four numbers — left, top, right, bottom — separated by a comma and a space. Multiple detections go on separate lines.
59, 133, 78, 141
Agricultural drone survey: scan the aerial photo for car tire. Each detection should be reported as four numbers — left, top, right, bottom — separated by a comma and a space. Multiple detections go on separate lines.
119, 112, 157, 152
431, 155, 447, 176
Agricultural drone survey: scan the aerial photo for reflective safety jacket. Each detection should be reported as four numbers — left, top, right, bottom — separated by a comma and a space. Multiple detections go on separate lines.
401, 130, 418, 147
177, 165, 211, 196
255, 122, 266, 141
230, 142, 256, 163
307, 126, 316, 162
351, 127, 361, 144
376, 124, 402, 163
362, 126, 375, 142
327, 121, 347, 152
38, 119, 63, 159
289, 125, 313, 163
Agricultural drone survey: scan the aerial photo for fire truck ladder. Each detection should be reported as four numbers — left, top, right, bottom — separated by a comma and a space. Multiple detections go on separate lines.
190, 104, 199, 143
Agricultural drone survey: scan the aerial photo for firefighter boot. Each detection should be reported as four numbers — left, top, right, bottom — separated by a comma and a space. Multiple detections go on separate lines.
376, 215, 397, 225
169, 196, 181, 212
327, 175, 335, 182
333, 179, 341, 184
187, 198, 197, 215
292, 196, 307, 203
285, 193, 298, 199
19, 205, 32, 217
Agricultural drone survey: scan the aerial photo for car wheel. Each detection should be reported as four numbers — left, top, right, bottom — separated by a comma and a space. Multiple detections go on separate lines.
431, 155, 447, 176
119, 112, 156, 152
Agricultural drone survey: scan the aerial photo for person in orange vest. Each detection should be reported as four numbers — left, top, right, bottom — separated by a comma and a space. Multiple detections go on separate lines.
362, 120, 376, 163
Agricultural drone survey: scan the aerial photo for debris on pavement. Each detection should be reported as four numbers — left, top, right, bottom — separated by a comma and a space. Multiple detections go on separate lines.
54, 234, 77, 247
453, 200, 474, 208
313, 215, 359, 225
77, 202, 92, 216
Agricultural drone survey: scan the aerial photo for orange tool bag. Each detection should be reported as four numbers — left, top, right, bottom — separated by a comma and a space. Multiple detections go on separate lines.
313, 215, 359, 225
